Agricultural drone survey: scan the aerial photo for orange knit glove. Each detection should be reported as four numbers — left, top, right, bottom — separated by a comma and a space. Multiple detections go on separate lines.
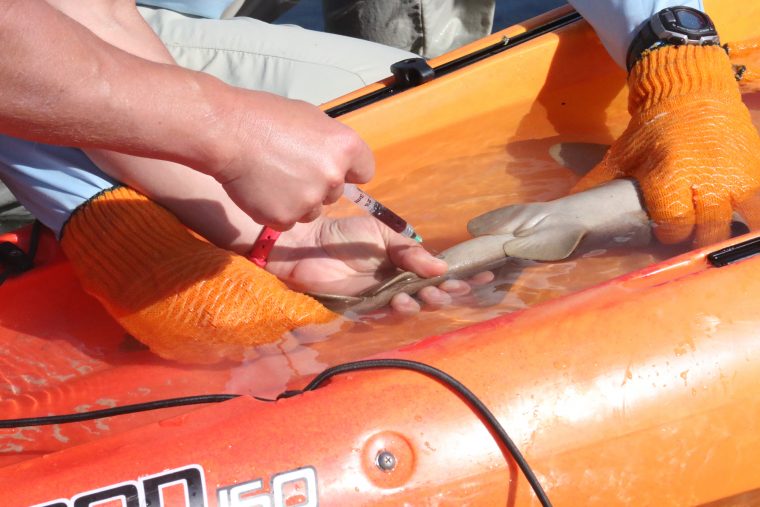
573, 45, 760, 246
60, 187, 335, 364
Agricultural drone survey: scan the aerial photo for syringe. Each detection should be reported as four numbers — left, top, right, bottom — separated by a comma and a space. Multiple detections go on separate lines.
343, 184, 423, 242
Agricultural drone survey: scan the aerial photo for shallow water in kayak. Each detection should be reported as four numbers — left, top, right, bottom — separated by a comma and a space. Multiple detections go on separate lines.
1, 35, 759, 467
229, 57, 760, 398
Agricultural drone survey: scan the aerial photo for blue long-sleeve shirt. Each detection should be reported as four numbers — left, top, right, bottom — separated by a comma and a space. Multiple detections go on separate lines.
136, 0, 233, 19
570, 0, 702, 68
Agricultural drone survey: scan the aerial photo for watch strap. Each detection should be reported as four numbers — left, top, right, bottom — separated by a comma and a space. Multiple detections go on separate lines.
626, 18, 664, 72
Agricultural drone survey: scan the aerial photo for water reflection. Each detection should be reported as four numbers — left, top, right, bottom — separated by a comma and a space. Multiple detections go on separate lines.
243, 73, 760, 395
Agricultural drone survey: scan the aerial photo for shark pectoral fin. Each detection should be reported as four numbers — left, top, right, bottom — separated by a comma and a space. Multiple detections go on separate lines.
467, 203, 548, 237
502, 223, 588, 261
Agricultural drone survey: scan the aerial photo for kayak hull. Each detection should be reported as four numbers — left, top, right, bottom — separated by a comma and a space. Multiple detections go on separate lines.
5, 234, 760, 506
2, 2, 760, 505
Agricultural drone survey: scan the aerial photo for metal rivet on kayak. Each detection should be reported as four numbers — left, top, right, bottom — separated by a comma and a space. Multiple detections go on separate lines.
375, 450, 397, 472
362, 431, 414, 487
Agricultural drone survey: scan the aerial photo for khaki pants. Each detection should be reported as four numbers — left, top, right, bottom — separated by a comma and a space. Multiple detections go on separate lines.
139, 6, 417, 105
0, 6, 418, 233
2, 2, 489, 232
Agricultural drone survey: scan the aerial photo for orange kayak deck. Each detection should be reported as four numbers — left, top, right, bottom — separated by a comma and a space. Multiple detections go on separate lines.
2, 2, 760, 505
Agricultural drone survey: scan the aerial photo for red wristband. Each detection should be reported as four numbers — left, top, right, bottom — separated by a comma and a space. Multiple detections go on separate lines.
248, 226, 281, 268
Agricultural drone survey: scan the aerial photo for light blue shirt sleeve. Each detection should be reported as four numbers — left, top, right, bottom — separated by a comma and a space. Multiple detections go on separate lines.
567, 0, 705, 69
136, 1, 236, 19
0, 137, 116, 238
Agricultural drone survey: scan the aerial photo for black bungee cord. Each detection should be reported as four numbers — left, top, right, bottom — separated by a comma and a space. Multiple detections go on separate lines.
0, 358, 552, 506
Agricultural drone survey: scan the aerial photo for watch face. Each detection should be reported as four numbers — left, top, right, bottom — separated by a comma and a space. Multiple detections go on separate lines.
675, 9, 708, 30
628, 7, 719, 71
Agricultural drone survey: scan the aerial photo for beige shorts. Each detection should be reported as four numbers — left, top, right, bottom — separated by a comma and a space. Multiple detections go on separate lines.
138, 6, 417, 105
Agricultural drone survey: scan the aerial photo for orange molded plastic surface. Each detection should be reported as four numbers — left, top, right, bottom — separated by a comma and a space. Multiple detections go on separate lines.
2, 1, 760, 506
4, 233, 760, 506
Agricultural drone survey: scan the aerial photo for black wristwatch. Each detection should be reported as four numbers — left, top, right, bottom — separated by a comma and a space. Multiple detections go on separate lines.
626, 6, 720, 72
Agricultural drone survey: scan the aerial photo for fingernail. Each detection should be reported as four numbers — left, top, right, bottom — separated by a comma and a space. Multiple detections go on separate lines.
442, 280, 465, 291
431, 257, 447, 268
395, 293, 413, 304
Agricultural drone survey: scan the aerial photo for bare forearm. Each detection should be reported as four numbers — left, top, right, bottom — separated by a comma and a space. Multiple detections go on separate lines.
5, 0, 375, 231
88, 152, 263, 254
40, 0, 265, 250
0, 0, 237, 176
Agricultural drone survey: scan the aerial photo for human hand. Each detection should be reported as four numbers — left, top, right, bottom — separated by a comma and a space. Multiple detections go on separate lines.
265, 216, 483, 314
213, 93, 374, 231
573, 45, 760, 246
60, 186, 336, 364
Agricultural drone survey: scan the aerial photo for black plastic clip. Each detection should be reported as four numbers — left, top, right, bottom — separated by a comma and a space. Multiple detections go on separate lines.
0, 242, 34, 274
707, 236, 760, 267
390, 58, 435, 88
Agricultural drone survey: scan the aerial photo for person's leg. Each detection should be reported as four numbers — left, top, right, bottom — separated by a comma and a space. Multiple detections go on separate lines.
138, 6, 416, 105
35, 1, 413, 254
322, 0, 495, 59
1, 3, 415, 242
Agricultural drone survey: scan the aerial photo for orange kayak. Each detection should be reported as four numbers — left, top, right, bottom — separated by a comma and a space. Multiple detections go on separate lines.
2, 2, 760, 506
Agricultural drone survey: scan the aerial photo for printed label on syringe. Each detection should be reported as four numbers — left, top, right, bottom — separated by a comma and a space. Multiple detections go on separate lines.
342, 184, 418, 238
352, 190, 380, 214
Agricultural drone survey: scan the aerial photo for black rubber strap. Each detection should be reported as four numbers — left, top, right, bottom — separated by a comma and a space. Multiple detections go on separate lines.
0, 358, 553, 506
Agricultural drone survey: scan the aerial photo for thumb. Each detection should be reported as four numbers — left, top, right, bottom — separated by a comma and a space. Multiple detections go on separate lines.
642, 176, 696, 245
387, 235, 447, 278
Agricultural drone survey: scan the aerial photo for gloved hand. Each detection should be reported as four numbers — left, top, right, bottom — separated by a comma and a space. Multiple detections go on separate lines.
60, 187, 335, 364
573, 45, 760, 246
